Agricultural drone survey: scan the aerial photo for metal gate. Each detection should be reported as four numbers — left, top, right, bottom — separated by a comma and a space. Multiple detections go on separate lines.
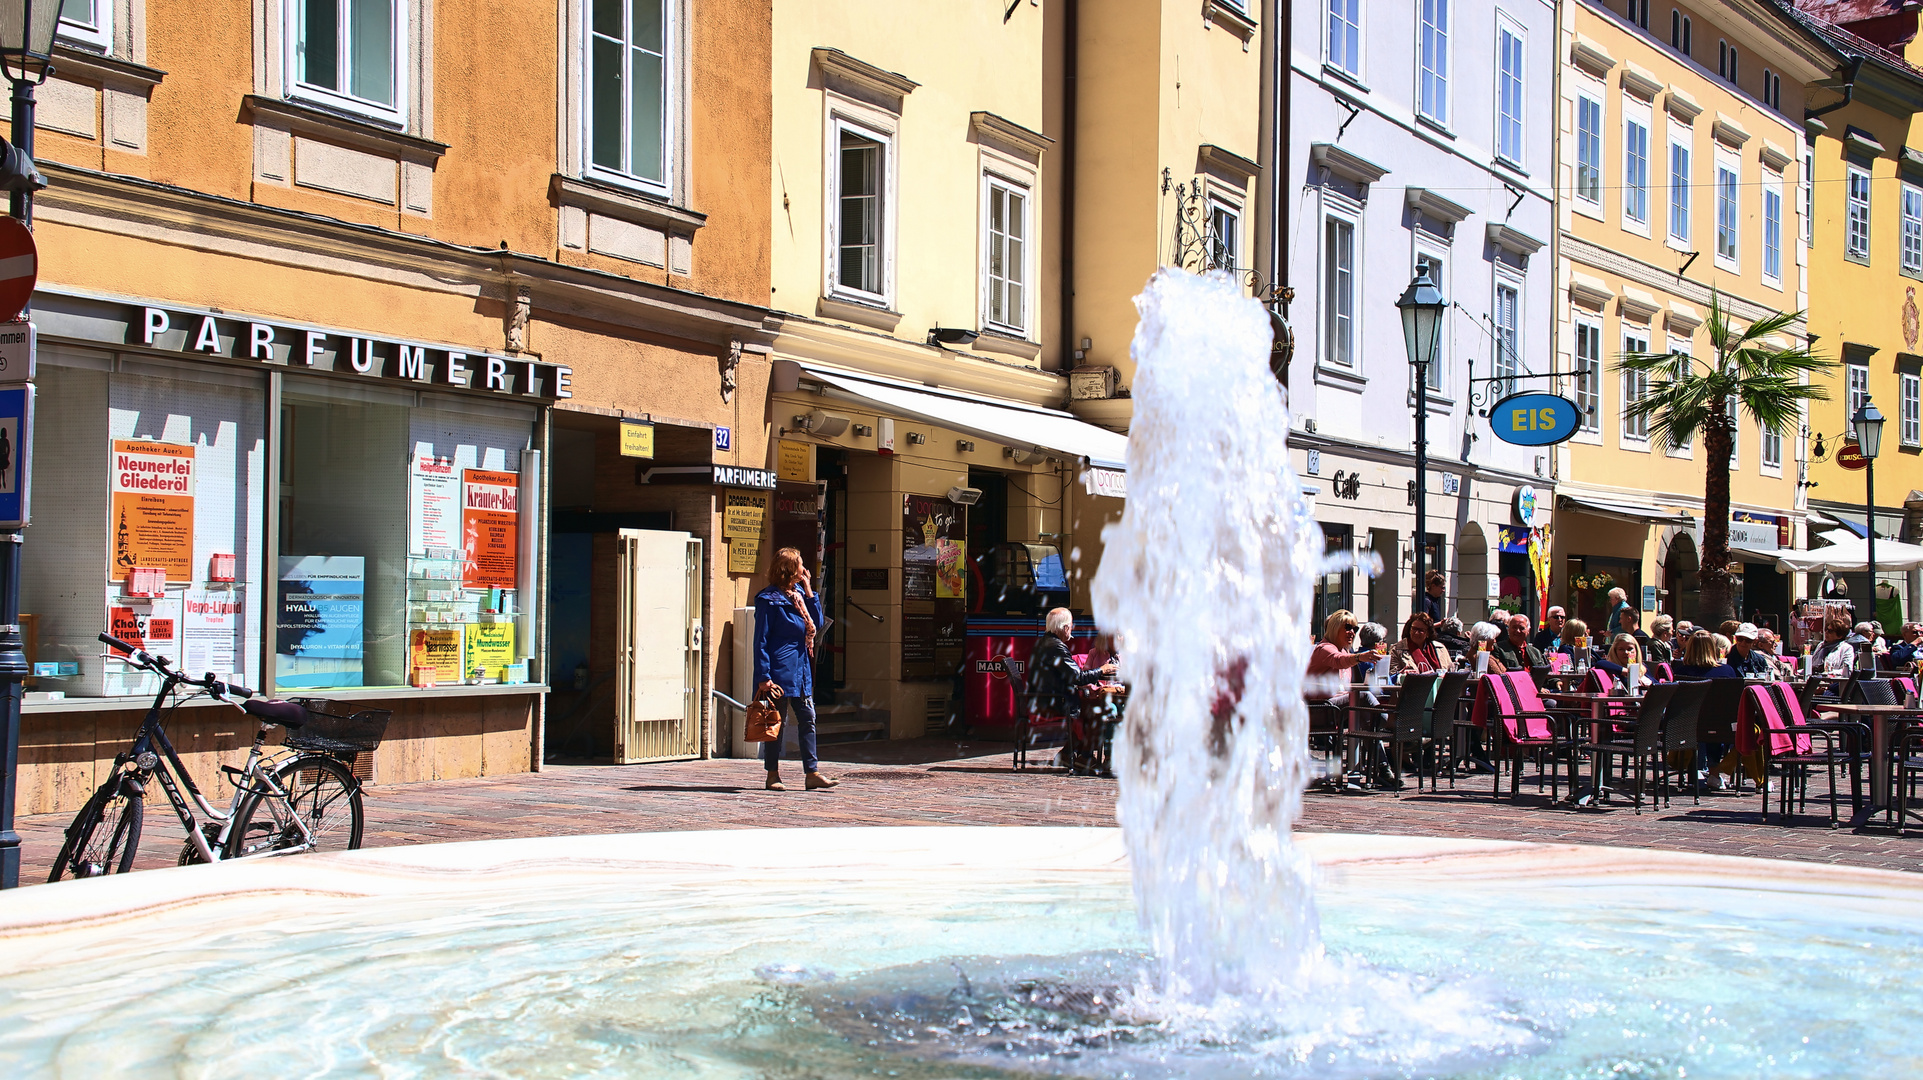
615, 529, 704, 762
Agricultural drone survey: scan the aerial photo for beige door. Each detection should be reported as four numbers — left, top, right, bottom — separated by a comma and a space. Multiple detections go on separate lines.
615, 529, 704, 762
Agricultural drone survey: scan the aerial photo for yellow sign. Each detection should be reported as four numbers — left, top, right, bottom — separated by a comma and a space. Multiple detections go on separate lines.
409, 628, 464, 686
723, 491, 768, 538
776, 440, 813, 482
619, 421, 655, 458
727, 536, 761, 574
465, 621, 517, 678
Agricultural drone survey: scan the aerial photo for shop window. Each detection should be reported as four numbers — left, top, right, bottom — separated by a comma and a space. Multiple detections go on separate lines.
289, 0, 406, 122
58, 0, 113, 52
1314, 523, 1353, 634
587, 0, 672, 193
23, 353, 267, 699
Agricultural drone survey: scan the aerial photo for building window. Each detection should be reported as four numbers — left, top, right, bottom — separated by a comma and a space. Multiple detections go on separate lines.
1718, 42, 1737, 84
1628, 0, 1649, 30
1496, 21, 1525, 166
1574, 319, 1602, 434
1323, 215, 1357, 368
1847, 360, 1869, 419
1763, 174, 1783, 283
1624, 114, 1650, 225
290, 0, 404, 119
1671, 12, 1691, 55
1493, 280, 1520, 396
587, 0, 672, 191
1727, 398, 1739, 467
1762, 69, 1781, 110
1623, 331, 1650, 443
1327, 0, 1362, 77
1669, 139, 1691, 242
984, 178, 1028, 335
1414, 251, 1444, 390
1576, 94, 1603, 206
1209, 201, 1241, 271
1762, 423, 1782, 471
1419, 0, 1448, 124
1903, 183, 1923, 276
1803, 150, 1814, 241
57, 0, 113, 51
834, 124, 887, 301
1847, 166, 1872, 262
1715, 162, 1739, 267
1903, 372, 1921, 448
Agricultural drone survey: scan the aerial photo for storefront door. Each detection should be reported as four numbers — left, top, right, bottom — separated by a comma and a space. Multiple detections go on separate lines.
615, 529, 704, 763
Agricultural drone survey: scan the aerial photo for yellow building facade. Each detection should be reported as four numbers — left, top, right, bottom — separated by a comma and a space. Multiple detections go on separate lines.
1554, 0, 1836, 629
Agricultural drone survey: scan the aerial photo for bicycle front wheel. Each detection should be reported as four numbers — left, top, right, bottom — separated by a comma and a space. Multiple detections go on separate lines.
224, 754, 364, 859
48, 779, 144, 881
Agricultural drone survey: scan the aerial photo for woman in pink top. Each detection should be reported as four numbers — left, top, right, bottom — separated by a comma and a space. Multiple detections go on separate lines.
1308, 610, 1377, 705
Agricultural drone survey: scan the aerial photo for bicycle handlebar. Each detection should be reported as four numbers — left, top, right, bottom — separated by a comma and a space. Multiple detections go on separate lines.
99, 631, 139, 656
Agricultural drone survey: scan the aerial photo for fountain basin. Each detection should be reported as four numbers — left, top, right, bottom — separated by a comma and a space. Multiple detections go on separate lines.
2, 827, 1919, 1077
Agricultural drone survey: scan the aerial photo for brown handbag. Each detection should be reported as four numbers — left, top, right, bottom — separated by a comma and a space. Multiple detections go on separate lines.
744, 687, 784, 743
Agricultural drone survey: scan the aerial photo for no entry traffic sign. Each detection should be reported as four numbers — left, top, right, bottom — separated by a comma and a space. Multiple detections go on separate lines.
0, 217, 35, 324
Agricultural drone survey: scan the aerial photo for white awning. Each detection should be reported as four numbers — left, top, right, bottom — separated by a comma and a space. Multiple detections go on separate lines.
800, 365, 1130, 471
1774, 537, 1923, 573
1557, 494, 1696, 527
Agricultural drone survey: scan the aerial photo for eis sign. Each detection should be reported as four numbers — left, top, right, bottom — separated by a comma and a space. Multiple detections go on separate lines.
135, 307, 572, 401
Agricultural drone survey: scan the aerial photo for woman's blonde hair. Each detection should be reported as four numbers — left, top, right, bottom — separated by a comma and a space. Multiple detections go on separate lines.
1684, 631, 1722, 668
1323, 609, 1359, 641
769, 547, 804, 589
1609, 633, 1641, 665
1564, 618, 1590, 644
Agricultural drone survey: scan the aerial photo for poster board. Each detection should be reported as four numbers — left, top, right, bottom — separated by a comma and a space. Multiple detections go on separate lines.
276, 556, 364, 688
109, 439, 195, 582
728, 537, 762, 574
409, 628, 464, 685
464, 621, 516, 679
902, 494, 966, 680
723, 491, 768, 539
409, 451, 460, 555
183, 590, 245, 678
462, 468, 519, 589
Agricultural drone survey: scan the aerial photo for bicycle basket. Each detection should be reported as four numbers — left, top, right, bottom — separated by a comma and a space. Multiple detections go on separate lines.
283, 699, 392, 757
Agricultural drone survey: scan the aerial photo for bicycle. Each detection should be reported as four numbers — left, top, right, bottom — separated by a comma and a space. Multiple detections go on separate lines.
48, 631, 385, 881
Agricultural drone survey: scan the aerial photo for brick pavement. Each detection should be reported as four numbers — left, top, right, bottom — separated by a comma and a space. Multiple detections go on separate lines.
14, 739, 1920, 884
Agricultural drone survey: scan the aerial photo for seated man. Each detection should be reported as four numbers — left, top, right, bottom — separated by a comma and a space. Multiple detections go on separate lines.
1531, 606, 1567, 653
1725, 623, 1773, 678
1891, 622, 1921, 667
1491, 613, 1544, 674
1028, 608, 1115, 762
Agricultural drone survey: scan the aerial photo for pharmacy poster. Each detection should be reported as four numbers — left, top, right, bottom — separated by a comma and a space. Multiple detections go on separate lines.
723, 491, 768, 538
461, 468, 519, 589
409, 450, 460, 555
276, 556, 364, 688
109, 439, 196, 582
108, 597, 181, 654
183, 590, 245, 678
409, 628, 464, 685
464, 621, 516, 678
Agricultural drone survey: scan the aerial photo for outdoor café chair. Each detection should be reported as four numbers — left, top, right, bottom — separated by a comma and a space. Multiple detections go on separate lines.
1896, 720, 1923, 836
1657, 679, 1712, 805
1742, 682, 1862, 827
1006, 666, 1071, 772
1848, 677, 1899, 707
1580, 682, 1679, 813
1480, 672, 1583, 802
1425, 670, 1474, 789
1346, 673, 1437, 792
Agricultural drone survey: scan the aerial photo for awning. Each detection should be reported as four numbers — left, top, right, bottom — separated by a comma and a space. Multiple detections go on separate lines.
800, 365, 1130, 471
1557, 494, 1696, 527
1774, 537, 1923, 573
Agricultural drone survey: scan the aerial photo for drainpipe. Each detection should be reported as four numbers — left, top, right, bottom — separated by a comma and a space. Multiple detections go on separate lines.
1059, 0, 1078, 377
1806, 58, 1860, 125
1255, 0, 1281, 305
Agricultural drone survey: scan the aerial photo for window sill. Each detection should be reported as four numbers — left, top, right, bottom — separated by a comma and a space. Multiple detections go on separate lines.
1315, 363, 1368, 391
24, 683, 550, 714
1901, 266, 1923, 282
1622, 219, 1651, 238
51, 45, 166, 92
1415, 114, 1454, 140
243, 94, 447, 164
1492, 156, 1529, 180
551, 174, 706, 234
1322, 64, 1369, 94
1572, 431, 1605, 446
1761, 275, 1784, 292
1621, 439, 1652, 454
1845, 252, 1871, 267
1573, 199, 1604, 221
972, 326, 1042, 361
1714, 255, 1740, 274
818, 293, 903, 332
1204, 0, 1258, 45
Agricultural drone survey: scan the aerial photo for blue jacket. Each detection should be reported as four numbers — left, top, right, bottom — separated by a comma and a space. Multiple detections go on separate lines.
754, 587, 823, 699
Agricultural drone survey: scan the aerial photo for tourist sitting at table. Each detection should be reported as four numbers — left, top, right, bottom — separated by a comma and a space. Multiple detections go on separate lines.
1718, 620, 1742, 643
1387, 612, 1452, 676
1490, 613, 1543, 674
1891, 622, 1920, 666
1594, 634, 1652, 688
1531, 606, 1567, 653
1725, 623, 1773, 678
1307, 610, 1381, 707
1870, 621, 1890, 655
1812, 615, 1856, 677
1672, 631, 1739, 680
1434, 616, 1472, 659
1644, 615, 1677, 664
1353, 621, 1389, 681
1464, 620, 1509, 673
1675, 620, 1697, 640
1755, 628, 1794, 678
1557, 618, 1598, 666
1615, 606, 1652, 655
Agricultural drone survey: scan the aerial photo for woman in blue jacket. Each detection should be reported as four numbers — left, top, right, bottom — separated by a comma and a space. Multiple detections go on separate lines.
754, 547, 837, 791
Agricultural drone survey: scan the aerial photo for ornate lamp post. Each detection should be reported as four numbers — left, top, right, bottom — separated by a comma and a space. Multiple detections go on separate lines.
1853, 398, 1884, 629
1396, 270, 1446, 615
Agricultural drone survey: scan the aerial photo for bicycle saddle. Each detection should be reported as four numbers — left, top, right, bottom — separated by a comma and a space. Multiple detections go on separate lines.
242, 699, 309, 729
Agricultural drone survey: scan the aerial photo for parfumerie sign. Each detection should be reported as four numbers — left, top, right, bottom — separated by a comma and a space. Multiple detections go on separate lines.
136, 306, 572, 400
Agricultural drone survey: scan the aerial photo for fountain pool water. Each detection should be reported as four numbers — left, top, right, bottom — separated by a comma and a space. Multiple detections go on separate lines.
2, 827, 1921, 1078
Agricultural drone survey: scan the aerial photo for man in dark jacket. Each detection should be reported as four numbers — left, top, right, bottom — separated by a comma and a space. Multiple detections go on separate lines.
1531, 606, 1567, 653
1726, 623, 1774, 677
1028, 607, 1114, 718
1491, 613, 1544, 673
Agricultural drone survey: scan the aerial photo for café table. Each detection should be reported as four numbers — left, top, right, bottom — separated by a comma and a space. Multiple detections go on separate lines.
1819, 702, 1922, 829
1541, 689, 1640, 807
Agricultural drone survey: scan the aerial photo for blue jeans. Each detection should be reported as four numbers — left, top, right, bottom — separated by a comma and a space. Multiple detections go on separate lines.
759, 694, 818, 772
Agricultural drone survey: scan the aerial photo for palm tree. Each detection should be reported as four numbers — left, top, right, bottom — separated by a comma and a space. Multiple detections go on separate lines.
1617, 293, 1831, 624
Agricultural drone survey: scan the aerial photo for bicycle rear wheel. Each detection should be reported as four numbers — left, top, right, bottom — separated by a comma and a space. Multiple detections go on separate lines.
48, 779, 143, 881
224, 754, 364, 859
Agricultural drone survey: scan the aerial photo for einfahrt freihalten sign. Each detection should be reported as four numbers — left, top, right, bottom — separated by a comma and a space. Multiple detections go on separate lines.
1490, 393, 1581, 447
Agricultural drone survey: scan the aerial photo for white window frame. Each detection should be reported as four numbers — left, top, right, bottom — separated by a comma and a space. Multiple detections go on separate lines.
57, 0, 114, 52
1573, 315, 1604, 441
1762, 170, 1784, 287
1902, 182, 1923, 277
1621, 329, 1651, 449
1664, 336, 1693, 458
1902, 372, 1921, 448
1623, 98, 1652, 234
1493, 273, 1522, 397
981, 170, 1033, 338
1803, 150, 1815, 242
581, 0, 676, 196
1761, 418, 1783, 476
1714, 151, 1740, 271
1495, 17, 1526, 168
1575, 89, 1604, 211
1412, 246, 1447, 391
1669, 135, 1692, 245
1417, 0, 1449, 126
1208, 196, 1243, 273
824, 109, 898, 308
1321, 199, 1361, 371
284, 0, 409, 124
1847, 360, 1870, 419
1327, 0, 1363, 80
1847, 165, 1872, 263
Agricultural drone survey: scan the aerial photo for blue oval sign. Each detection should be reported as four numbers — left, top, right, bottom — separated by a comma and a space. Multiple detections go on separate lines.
1490, 393, 1581, 446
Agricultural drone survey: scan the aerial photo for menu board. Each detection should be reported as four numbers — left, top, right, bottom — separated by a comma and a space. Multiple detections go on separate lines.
902, 494, 966, 680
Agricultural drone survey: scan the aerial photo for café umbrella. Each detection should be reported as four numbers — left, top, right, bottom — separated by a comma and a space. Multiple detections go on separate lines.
1772, 537, 1923, 574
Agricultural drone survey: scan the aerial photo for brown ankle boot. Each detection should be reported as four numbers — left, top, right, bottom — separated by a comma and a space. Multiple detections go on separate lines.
805, 771, 839, 790
765, 770, 786, 791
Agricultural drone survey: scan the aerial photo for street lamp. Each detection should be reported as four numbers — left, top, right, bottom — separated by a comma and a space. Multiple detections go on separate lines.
1853, 398, 1884, 644
0, 0, 53, 892
1397, 269, 1446, 615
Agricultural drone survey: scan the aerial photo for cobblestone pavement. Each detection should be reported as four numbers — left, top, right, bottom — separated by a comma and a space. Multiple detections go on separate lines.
14, 739, 1920, 884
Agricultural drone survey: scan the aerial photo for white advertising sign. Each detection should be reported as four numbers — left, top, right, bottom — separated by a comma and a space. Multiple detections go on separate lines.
409, 451, 460, 554
183, 590, 245, 678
